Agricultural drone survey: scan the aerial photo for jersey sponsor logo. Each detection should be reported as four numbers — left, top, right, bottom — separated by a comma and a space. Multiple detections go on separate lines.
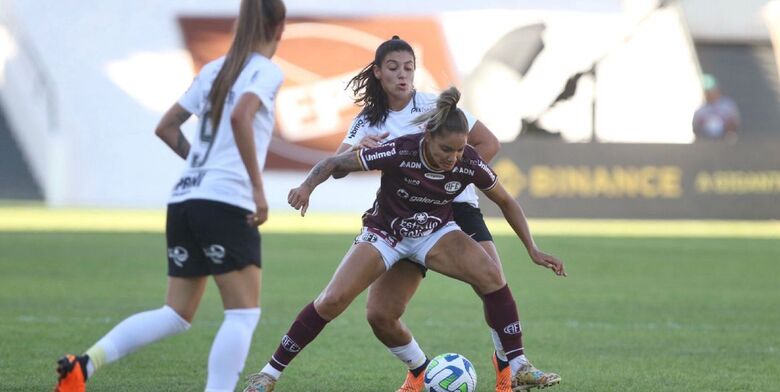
348, 118, 366, 139
445, 181, 462, 194
424, 173, 445, 180
453, 167, 475, 176
400, 161, 422, 169
364, 147, 396, 162
503, 321, 522, 335
404, 177, 421, 186
281, 335, 301, 353
409, 195, 450, 205
397, 189, 410, 199
203, 244, 226, 264
167, 246, 189, 268
478, 161, 497, 182
172, 171, 207, 194
394, 212, 443, 238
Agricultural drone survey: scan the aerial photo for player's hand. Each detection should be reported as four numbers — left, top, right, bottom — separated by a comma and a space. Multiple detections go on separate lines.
288, 185, 312, 217
354, 131, 390, 150
529, 248, 567, 277
247, 188, 268, 226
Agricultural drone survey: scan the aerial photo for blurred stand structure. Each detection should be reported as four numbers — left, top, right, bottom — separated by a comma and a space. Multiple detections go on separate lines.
0, 0, 778, 218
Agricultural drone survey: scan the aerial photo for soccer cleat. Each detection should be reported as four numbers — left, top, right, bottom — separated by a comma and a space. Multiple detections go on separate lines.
395, 369, 425, 392
493, 352, 512, 392
243, 372, 277, 392
511, 361, 561, 391
54, 355, 87, 392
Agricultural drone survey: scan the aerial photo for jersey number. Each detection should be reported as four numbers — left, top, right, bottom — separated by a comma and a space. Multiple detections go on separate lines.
191, 111, 215, 168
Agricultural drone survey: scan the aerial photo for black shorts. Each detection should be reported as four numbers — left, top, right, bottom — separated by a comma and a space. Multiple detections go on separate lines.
166, 199, 261, 277
399, 202, 493, 276
452, 202, 493, 242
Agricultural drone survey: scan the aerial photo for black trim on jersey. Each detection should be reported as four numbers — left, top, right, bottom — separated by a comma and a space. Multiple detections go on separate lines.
410, 90, 420, 113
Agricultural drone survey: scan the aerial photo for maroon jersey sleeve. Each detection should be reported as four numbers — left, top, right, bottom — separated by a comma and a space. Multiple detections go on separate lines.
358, 142, 400, 171
468, 149, 499, 191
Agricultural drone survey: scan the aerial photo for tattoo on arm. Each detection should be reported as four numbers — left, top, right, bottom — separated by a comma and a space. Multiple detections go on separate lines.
175, 131, 190, 159
174, 107, 191, 125
303, 152, 362, 189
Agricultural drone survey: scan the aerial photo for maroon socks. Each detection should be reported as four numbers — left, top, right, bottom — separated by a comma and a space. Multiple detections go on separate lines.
482, 285, 525, 360
269, 302, 329, 372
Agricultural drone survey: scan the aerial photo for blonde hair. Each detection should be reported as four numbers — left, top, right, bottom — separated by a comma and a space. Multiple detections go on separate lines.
207, 0, 286, 130
411, 86, 468, 135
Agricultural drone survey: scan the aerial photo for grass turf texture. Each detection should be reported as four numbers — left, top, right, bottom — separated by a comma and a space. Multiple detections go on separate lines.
1, 230, 778, 391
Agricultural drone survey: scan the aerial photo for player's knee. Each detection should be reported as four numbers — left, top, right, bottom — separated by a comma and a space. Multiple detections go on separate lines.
366, 303, 402, 330
315, 292, 352, 319
473, 261, 505, 294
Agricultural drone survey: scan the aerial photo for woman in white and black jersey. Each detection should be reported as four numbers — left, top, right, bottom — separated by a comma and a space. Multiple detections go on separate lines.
54, 2, 286, 392
335, 36, 556, 392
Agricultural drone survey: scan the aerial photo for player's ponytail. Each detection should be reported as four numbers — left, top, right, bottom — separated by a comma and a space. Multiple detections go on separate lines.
207, 0, 286, 131
346, 36, 415, 127
411, 86, 468, 136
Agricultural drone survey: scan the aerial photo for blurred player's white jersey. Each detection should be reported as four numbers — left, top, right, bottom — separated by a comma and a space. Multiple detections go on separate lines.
170, 54, 283, 212
343, 91, 482, 207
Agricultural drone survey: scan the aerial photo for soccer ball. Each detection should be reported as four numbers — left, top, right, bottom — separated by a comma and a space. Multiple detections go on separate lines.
423, 353, 477, 392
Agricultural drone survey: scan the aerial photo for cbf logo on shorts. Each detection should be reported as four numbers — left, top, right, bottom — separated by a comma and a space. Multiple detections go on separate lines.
203, 244, 226, 264
168, 246, 189, 268
359, 231, 378, 243
393, 212, 442, 238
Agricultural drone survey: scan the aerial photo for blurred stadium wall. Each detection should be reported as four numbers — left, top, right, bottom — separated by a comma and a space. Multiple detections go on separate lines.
0, 0, 777, 217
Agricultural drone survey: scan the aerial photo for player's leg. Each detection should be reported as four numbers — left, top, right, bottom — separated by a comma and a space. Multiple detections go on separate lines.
366, 261, 429, 392
55, 277, 203, 392
55, 202, 204, 392
206, 266, 261, 392
423, 230, 560, 391
245, 241, 389, 391
453, 202, 512, 366
187, 200, 264, 392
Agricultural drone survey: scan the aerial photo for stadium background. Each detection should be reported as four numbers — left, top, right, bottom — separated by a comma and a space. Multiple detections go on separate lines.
1, 0, 778, 391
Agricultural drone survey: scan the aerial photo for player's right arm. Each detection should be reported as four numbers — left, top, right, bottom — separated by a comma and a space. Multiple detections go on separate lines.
332, 130, 390, 179
154, 103, 192, 159
288, 150, 364, 216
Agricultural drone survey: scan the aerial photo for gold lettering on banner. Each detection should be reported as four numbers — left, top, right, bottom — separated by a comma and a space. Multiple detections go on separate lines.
492, 159, 526, 198
695, 171, 780, 194
529, 165, 682, 199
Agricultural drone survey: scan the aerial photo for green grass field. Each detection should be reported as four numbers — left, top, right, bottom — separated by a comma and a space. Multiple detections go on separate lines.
1, 224, 779, 391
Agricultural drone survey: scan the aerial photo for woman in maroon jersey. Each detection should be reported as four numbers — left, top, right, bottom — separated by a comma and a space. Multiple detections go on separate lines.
244, 87, 566, 392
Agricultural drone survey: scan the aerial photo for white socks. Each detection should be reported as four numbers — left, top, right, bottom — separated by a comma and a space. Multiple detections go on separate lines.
261, 363, 282, 380
388, 338, 427, 370
509, 354, 530, 375
85, 305, 191, 377
490, 328, 509, 362
205, 308, 261, 392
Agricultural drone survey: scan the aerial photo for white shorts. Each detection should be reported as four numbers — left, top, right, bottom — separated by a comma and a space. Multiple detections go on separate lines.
354, 222, 461, 270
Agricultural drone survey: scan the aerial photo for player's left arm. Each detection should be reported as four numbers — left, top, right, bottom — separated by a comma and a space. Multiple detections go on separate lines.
154, 103, 192, 159
483, 182, 567, 277
467, 121, 500, 162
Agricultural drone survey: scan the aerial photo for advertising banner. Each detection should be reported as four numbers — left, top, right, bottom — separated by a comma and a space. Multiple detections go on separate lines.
481, 140, 780, 219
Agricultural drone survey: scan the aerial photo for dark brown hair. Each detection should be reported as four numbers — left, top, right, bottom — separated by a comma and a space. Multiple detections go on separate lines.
207, 0, 286, 130
346, 35, 415, 126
